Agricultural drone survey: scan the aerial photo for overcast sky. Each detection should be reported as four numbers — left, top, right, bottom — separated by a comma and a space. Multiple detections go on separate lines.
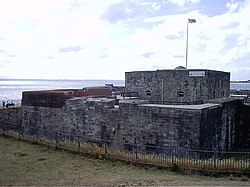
0, 0, 250, 80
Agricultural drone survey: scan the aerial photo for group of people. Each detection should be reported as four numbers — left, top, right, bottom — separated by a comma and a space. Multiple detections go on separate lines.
2, 101, 15, 108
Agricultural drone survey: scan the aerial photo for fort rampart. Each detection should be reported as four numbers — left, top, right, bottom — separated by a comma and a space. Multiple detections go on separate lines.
18, 96, 249, 150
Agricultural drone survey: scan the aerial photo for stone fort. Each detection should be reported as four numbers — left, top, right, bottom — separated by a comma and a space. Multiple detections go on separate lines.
125, 67, 230, 104
5, 68, 249, 151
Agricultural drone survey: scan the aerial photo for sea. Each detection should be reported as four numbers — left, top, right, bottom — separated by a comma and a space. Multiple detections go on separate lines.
0, 79, 249, 105
0, 79, 125, 105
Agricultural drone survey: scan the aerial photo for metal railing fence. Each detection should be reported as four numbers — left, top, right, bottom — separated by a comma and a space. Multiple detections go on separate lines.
0, 122, 249, 174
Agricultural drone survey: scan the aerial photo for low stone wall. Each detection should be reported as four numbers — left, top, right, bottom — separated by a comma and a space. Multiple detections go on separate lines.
0, 107, 22, 126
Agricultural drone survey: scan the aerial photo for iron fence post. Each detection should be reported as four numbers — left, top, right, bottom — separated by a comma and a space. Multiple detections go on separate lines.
77, 135, 80, 153
18, 123, 21, 140
2, 123, 5, 136
213, 147, 218, 172
36, 125, 39, 143
104, 136, 107, 158
55, 131, 58, 149
135, 138, 138, 161
171, 147, 175, 165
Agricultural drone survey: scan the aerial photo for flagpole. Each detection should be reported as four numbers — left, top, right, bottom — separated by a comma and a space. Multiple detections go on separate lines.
185, 19, 189, 69
185, 18, 196, 69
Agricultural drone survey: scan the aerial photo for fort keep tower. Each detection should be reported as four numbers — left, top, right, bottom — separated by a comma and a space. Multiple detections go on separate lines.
125, 67, 230, 104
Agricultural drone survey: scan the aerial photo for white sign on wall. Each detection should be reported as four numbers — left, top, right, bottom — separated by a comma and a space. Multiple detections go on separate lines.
189, 71, 205, 77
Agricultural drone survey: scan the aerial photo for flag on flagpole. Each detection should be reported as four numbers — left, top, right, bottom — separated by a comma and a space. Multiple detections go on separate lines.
188, 18, 196, 23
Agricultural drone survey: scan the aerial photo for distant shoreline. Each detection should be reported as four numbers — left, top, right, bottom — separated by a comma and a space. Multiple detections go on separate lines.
230, 81, 250, 83
0, 78, 249, 83
0, 78, 125, 82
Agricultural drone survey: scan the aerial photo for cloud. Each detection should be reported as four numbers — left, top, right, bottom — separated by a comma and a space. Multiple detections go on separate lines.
99, 54, 107, 59
165, 32, 184, 40
101, 1, 141, 24
58, 46, 82, 53
173, 55, 185, 58
142, 52, 156, 58
223, 33, 241, 51
140, 1, 163, 11
168, 0, 200, 7
69, 0, 81, 9
227, 0, 240, 13
229, 51, 250, 80
221, 21, 240, 29
144, 15, 166, 23
44, 56, 54, 59
195, 43, 206, 52
2, 60, 11, 64
8, 54, 17, 57
0, 0, 250, 80
150, 2, 162, 10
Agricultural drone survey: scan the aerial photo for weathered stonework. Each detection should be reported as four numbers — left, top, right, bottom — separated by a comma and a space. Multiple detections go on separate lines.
238, 104, 250, 148
20, 96, 249, 150
0, 108, 22, 126
200, 98, 241, 150
125, 69, 230, 104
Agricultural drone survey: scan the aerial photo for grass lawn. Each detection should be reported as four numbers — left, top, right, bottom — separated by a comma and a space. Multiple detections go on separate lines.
0, 135, 249, 186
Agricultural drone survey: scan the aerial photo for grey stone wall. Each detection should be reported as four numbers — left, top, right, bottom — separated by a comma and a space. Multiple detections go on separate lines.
238, 105, 250, 148
20, 98, 207, 149
20, 96, 249, 151
125, 69, 230, 104
200, 98, 241, 151
0, 108, 22, 126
